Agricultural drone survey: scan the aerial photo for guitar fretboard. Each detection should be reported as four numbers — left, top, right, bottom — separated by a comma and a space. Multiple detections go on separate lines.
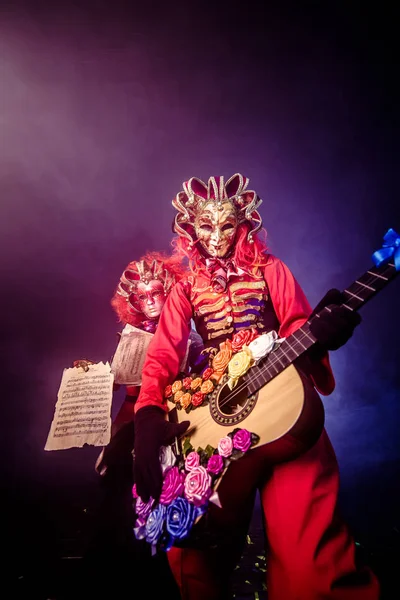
244, 260, 397, 395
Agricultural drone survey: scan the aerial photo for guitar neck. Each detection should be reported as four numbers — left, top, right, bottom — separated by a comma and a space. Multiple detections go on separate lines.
245, 260, 398, 395
342, 260, 398, 311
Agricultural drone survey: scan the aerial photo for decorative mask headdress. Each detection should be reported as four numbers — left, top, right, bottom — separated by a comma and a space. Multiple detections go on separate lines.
172, 173, 263, 246
116, 258, 176, 315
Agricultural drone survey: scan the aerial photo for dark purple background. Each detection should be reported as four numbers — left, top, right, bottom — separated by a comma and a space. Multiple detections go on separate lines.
1, 0, 399, 592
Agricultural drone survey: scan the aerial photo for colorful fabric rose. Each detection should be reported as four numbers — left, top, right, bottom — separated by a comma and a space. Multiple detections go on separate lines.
211, 339, 233, 381
227, 346, 253, 388
231, 328, 259, 352
183, 376, 192, 390
172, 380, 183, 394
165, 497, 197, 544
202, 367, 213, 381
135, 496, 154, 520
218, 436, 233, 457
145, 504, 167, 545
164, 384, 173, 399
191, 391, 204, 407
174, 390, 184, 403
185, 451, 200, 471
159, 466, 186, 505
200, 379, 214, 395
233, 428, 252, 452
180, 392, 192, 409
159, 445, 176, 474
133, 516, 147, 540
207, 453, 224, 475
190, 377, 203, 391
184, 466, 212, 506
248, 330, 279, 361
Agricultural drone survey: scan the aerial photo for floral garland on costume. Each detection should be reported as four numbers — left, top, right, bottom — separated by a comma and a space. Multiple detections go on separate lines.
133, 426, 260, 552
133, 326, 285, 553
164, 327, 283, 411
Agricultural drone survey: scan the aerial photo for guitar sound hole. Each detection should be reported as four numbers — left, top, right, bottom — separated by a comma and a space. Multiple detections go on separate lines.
217, 381, 252, 416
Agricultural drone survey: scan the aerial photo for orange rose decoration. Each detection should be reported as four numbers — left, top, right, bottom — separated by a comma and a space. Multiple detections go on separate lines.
174, 390, 184, 403
200, 379, 214, 395
190, 377, 203, 391
180, 393, 192, 409
211, 339, 233, 383
172, 380, 183, 394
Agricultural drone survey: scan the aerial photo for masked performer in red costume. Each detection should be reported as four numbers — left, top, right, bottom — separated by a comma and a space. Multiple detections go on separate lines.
133, 175, 380, 600
95, 250, 202, 475
84, 252, 201, 597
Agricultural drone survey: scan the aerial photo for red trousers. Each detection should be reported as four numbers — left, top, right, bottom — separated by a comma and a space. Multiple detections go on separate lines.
167, 430, 380, 600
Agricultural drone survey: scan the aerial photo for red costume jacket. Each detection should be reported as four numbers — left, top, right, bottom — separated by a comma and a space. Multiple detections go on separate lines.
135, 254, 335, 413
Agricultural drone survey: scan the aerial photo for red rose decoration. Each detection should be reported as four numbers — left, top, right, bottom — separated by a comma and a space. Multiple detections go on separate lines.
164, 385, 173, 399
183, 377, 192, 390
231, 328, 259, 353
202, 367, 213, 381
191, 391, 205, 407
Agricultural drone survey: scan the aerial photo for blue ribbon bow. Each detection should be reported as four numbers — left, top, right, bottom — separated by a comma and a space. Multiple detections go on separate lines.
372, 228, 400, 271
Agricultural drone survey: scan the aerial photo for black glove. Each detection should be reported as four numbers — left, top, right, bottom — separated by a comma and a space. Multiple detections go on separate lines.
134, 406, 190, 502
309, 288, 362, 351
95, 420, 136, 476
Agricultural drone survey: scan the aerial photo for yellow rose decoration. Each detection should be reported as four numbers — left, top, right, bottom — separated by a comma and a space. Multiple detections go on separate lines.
174, 390, 184, 403
227, 347, 253, 389
180, 392, 192, 409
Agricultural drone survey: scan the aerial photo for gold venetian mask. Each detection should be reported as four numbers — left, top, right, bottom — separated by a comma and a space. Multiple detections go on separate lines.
194, 200, 238, 258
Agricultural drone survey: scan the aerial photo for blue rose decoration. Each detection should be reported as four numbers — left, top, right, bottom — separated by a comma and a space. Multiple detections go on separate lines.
145, 504, 167, 545
165, 497, 197, 545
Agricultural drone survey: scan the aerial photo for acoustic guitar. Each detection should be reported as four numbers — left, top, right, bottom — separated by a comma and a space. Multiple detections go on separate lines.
168, 253, 398, 463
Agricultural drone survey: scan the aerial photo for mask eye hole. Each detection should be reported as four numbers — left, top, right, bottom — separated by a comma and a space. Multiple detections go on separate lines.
221, 223, 235, 232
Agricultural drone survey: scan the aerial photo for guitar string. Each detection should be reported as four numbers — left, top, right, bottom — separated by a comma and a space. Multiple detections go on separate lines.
178, 326, 315, 435
214, 263, 395, 410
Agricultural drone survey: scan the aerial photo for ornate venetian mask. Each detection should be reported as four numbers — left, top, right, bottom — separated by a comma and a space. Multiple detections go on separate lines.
194, 200, 238, 258
133, 280, 166, 320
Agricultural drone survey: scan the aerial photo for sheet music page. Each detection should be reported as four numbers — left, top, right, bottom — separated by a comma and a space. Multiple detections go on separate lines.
110, 324, 154, 385
110, 324, 193, 385
45, 361, 113, 451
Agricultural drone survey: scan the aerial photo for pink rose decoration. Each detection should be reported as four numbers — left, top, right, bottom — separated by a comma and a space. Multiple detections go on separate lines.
185, 451, 201, 471
218, 436, 233, 457
233, 428, 252, 452
207, 453, 224, 475
159, 466, 185, 505
135, 496, 154, 519
184, 466, 212, 507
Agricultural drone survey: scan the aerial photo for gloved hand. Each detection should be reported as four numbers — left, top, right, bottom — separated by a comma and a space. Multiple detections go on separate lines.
73, 358, 95, 372
309, 288, 361, 351
134, 406, 190, 502
95, 420, 136, 476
